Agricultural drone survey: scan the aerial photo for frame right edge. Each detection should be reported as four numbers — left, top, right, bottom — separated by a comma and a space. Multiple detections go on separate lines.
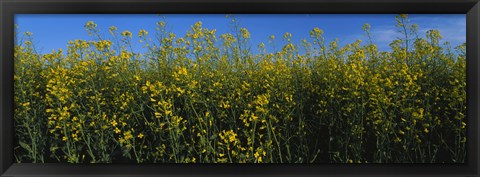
467, 2, 480, 177
0, 0, 5, 176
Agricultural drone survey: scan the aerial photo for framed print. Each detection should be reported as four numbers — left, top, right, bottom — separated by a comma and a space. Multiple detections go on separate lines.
1, 0, 479, 177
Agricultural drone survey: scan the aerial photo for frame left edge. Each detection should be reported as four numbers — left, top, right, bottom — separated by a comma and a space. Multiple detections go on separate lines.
1, 0, 15, 177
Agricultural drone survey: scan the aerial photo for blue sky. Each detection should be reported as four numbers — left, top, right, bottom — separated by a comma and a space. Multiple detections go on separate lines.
15, 14, 466, 55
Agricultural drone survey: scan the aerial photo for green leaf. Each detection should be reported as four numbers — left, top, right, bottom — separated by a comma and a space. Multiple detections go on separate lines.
19, 142, 32, 152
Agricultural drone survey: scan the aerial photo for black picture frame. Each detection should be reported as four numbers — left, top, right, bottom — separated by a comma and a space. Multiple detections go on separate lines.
1, 0, 479, 176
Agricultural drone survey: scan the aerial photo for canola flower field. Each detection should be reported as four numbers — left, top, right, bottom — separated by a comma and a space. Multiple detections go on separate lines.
14, 15, 466, 163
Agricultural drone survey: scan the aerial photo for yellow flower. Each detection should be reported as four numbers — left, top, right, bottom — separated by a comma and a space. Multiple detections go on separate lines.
154, 112, 162, 119
254, 151, 260, 158
85, 21, 97, 29
122, 30, 132, 38
138, 133, 144, 139
165, 110, 172, 116
22, 102, 30, 107
418, 108, 424, 116
134, 75, 141, 81
240, 28, 250, 38
109, 26, 117, 33
138, 29, 148, 37
251, 113, 258, 121
124, 131, 134, 141
119, 138, 125, 144
111, 120, 118, 127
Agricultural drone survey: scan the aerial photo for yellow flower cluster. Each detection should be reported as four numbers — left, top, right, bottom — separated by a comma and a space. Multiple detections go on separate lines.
13, 15, 466, 164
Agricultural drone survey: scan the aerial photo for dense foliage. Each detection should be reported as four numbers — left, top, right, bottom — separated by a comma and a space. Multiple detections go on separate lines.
14, 15, 466, 163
